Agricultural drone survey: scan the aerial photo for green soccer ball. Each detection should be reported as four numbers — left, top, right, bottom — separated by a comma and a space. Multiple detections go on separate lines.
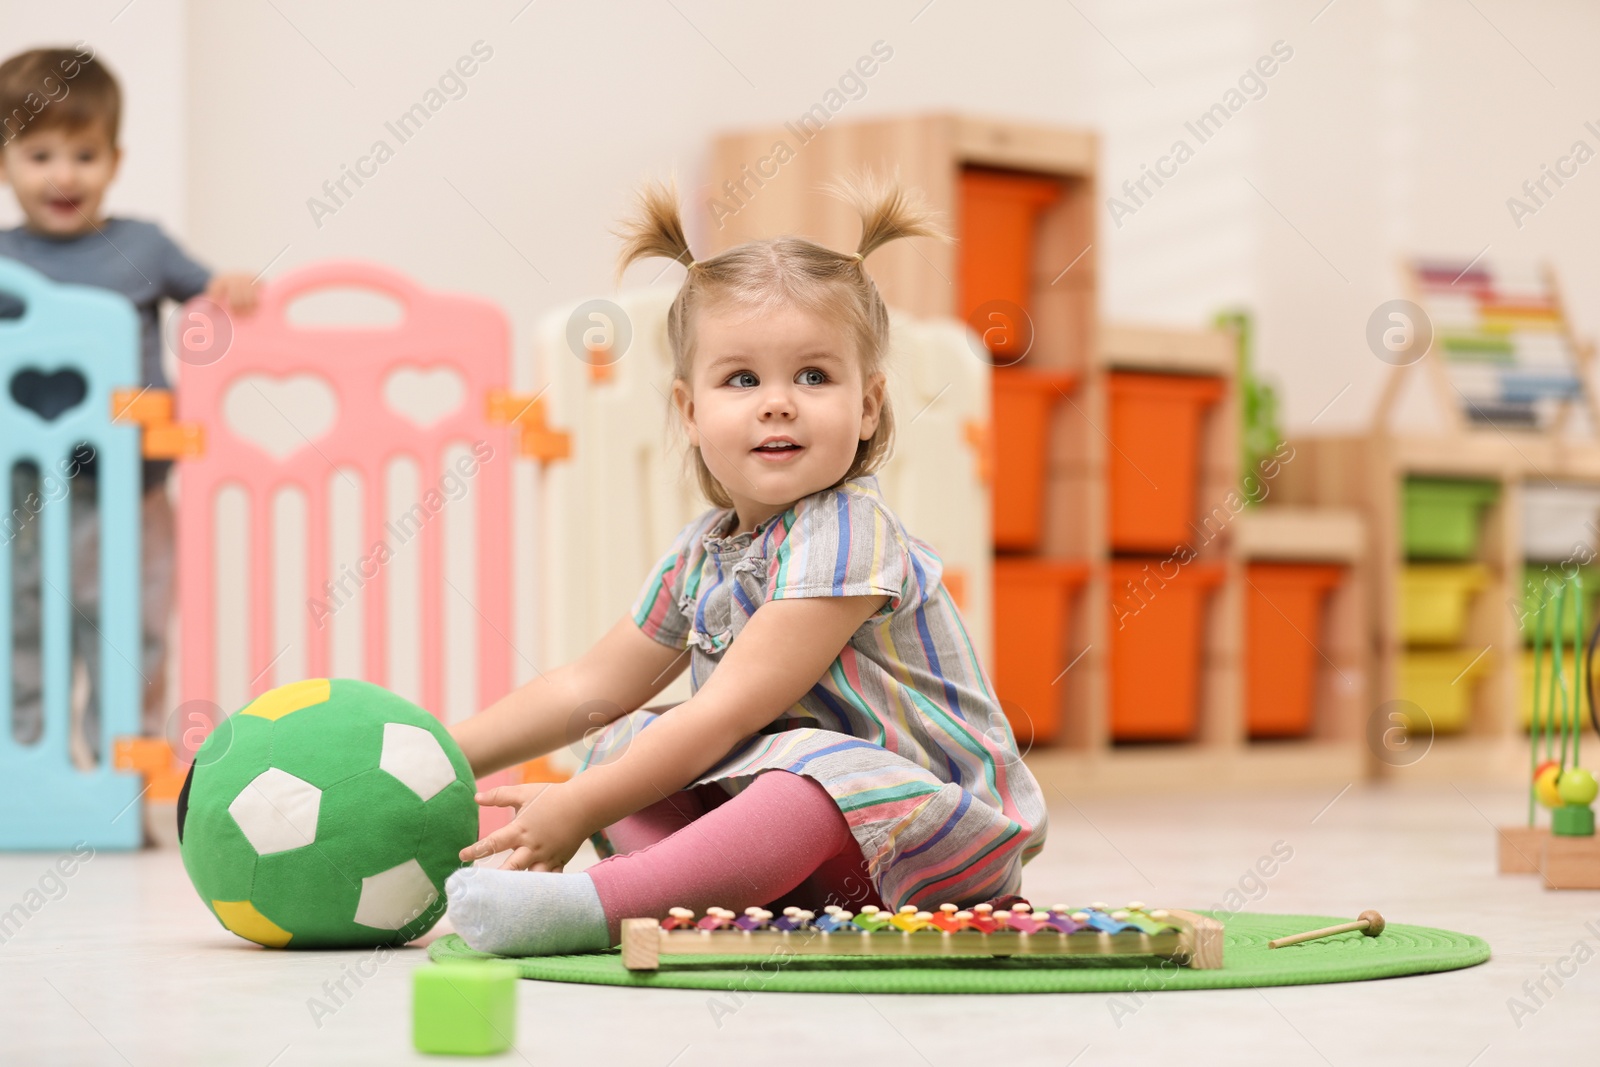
177, 678, 478, 949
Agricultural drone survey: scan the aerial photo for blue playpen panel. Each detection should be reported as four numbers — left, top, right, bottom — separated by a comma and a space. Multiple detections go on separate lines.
0, 258, 144, 849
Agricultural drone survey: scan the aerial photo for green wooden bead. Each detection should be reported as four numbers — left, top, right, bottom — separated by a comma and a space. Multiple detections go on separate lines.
413, 962, 519, 1056
1559, 768, 1599, 806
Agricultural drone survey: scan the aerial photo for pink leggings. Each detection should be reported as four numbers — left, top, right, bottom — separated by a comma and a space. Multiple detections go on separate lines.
584, 770, 885, 944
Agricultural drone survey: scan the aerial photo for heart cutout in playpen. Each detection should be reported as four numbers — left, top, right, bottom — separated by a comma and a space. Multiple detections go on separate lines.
9, 367, 88, 422
382, 366, 465, 430
222, 374, 339, 461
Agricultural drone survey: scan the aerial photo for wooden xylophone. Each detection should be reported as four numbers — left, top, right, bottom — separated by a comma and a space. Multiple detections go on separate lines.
621, 901, 1224, 971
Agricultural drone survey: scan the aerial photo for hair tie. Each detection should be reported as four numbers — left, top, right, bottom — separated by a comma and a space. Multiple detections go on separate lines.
850, 251, 865, 263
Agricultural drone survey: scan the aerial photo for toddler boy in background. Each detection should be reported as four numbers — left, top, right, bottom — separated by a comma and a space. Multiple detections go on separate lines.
0, 46, 259, 766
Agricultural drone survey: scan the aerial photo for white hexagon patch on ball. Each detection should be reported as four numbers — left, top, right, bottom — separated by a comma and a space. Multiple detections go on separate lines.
228, 767, 321, 855
378, 722, 456, 802
353, 858, 438, 930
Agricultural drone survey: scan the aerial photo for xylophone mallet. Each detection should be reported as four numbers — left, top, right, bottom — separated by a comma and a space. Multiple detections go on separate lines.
1267, 910, 1385, 949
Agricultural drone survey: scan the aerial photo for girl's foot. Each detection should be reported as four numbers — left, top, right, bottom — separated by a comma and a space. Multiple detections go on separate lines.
445, 867, 610, 956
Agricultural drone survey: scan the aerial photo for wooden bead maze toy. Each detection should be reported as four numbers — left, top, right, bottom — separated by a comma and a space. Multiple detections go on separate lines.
621, 901, 1224, 972
1496, 569, 1600, 887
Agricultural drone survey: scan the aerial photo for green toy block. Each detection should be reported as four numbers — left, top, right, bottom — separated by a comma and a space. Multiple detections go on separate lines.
1552, 804, 1596, 837
413, 962, 519, 1056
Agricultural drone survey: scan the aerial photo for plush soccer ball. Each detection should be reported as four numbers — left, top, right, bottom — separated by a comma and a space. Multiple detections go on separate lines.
177, 678, 478, 949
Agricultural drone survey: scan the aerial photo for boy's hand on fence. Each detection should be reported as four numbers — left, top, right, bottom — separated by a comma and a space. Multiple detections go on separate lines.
204, 272, 260, 315
459, 782, 588, 872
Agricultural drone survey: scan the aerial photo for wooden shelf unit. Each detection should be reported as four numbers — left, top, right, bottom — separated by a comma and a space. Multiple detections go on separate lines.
704, 113, 1096, 326
1277, 432, 1600, 782
702, 114, 1366, 792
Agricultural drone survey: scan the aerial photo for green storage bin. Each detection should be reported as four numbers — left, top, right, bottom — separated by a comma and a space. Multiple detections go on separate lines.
1403, 477, 1499, 559
1521, 564, 1600, 645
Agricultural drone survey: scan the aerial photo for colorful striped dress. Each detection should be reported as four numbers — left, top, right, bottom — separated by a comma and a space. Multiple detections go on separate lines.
578, 474, 1048, 909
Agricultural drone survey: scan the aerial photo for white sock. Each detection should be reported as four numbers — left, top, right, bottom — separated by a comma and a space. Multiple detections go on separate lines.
445, 867, 611, 957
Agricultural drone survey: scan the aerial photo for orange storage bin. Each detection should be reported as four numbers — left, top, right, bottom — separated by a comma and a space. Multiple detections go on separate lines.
1108, 559, 1225, 740
992, 368, 1077, 551
1107, 373, 1225, 553
993, 558, 1090, 746
958, 168, 1061, 361
1244, 562, 1346, 738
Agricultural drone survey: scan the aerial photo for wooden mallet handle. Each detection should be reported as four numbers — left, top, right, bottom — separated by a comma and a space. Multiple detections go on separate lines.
1267, 910, 1385, 950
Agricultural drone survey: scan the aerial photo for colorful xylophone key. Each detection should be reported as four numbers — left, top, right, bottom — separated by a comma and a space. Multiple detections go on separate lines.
815, 906, 861, 933
889, 905, 936, 933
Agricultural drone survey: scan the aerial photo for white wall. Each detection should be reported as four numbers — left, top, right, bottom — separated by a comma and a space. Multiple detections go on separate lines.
1250, 0, 1600, 431
8, 0, 1600, 702
9, 0, 1598, 429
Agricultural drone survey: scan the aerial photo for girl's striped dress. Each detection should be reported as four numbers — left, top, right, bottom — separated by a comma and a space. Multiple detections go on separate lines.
579, 474, 1048, 909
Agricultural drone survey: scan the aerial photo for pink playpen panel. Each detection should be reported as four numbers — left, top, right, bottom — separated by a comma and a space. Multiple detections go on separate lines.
176, 261, 518, 834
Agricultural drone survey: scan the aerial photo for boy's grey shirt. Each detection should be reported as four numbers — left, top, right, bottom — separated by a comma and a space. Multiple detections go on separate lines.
0, 217, 212, 486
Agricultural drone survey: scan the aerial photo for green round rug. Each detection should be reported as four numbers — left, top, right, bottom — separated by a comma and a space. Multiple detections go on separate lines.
426, 911, 1489, 993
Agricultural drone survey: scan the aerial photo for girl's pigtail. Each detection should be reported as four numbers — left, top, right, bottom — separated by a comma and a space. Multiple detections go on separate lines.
823, 170, 951, 263
613, 177, 695, 285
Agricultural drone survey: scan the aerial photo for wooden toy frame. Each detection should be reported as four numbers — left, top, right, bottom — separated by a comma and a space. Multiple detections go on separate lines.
1374, 260, 1600, 437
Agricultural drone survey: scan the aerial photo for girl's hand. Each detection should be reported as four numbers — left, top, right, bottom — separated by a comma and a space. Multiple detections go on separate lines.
458, 782, 589, 872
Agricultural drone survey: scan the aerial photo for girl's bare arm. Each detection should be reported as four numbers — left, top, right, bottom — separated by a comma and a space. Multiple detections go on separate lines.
555, 594, 887, 834
450, 617, 690, 778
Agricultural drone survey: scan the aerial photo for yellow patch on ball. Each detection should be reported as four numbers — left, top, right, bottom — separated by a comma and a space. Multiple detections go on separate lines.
240, 678, 331, 722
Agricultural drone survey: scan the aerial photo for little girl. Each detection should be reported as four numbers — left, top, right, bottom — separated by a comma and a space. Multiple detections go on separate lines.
445, 176, 1048, 956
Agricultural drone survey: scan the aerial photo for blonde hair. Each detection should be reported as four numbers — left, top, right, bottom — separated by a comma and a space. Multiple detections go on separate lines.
613, 173, 948, 509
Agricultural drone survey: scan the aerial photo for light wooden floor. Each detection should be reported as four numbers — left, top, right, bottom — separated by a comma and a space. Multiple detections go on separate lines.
3, 782, 1596, 1065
